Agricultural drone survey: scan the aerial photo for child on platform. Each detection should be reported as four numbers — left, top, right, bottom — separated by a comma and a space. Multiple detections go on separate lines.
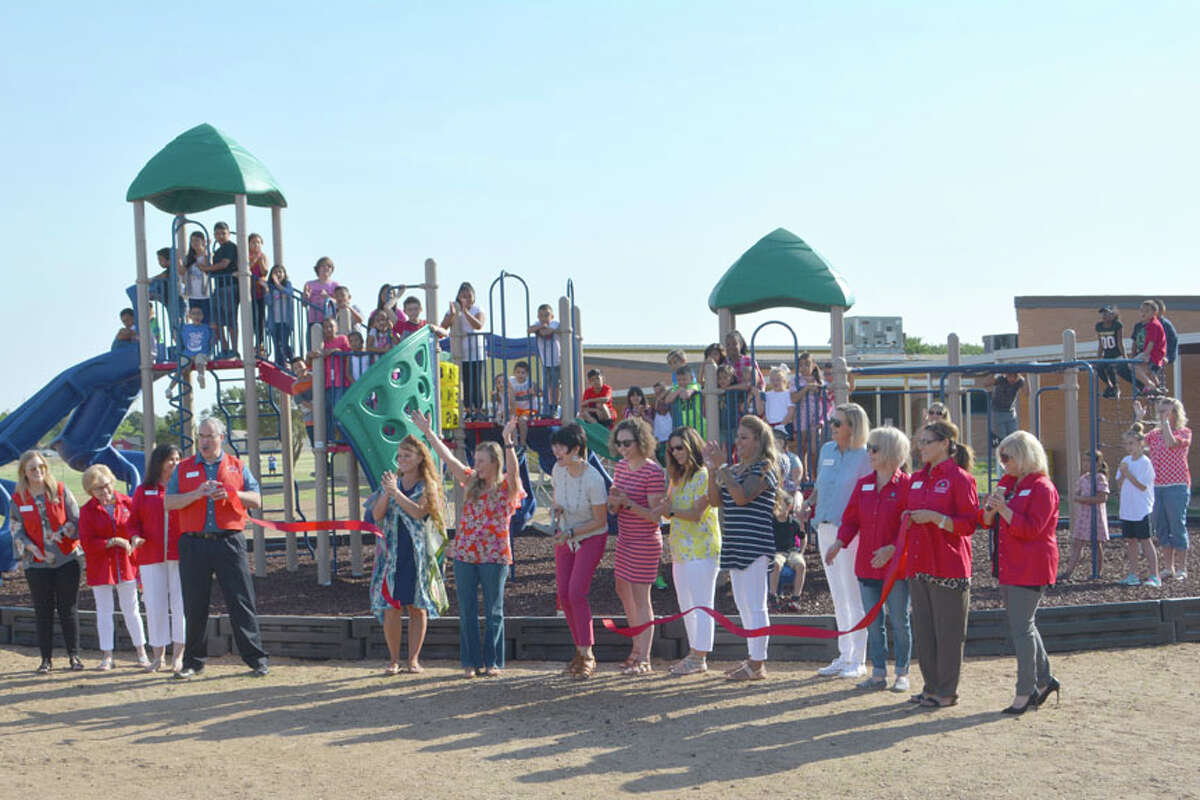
394, 295, 448, 341
176, 305, 212, 393
761, 365, 796, 436
491, 374, 511, 424
1133, 300, 1167, 394
183, 231, 213, 340
1115, 423, 1160, 587
509, 361, 538, 446
115, 308, 137, 344
332, 285, 366, 338
266, 264, 294, 367
1061, 450, 1109, 580
651, 382, 674, 460
579, 369, 615, 427
366, 309, 398, 353
769, 429, 806, 610
623, 386, 654, 425
347, 331, 371, 382
528, 303, 561, 416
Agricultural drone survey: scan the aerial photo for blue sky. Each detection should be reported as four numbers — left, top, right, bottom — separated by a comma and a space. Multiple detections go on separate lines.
1, 1, 1197, 416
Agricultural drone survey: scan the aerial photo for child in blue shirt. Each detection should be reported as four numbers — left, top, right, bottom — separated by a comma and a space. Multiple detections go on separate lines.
180, 305, 213, 389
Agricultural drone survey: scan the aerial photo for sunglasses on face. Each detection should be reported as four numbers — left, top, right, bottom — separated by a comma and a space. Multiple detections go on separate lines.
615, 439, 636, 448
829, 419, 844, 428
918, 438, 939, 446
669, 444, 687, 452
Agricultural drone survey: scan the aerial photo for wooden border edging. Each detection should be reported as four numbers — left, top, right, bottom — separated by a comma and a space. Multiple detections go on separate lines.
1, 599, 1195, 660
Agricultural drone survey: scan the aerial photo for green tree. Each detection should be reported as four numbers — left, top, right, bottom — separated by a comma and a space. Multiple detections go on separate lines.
904, 335, 983, 356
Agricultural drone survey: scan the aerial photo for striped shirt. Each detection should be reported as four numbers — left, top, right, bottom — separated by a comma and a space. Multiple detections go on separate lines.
719, 461, 778, 570
613, 459, 667, 583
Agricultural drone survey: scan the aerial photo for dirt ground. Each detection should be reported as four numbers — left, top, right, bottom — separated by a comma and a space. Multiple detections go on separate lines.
1, 643, 1197, 799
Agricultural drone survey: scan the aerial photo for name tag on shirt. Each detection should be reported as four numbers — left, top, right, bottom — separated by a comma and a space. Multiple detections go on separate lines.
822, 459, 835, 466
862, 484, 875, 491
18, 505, 33, 512
144, 490, 158, 496
185, 471, 200, 478
1018, 489, 1031, 497
933, 479, 950, 494
912, 481, 924, 489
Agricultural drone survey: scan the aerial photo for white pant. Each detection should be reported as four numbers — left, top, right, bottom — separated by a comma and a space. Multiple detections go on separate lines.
92, 581, 146, 651
730, 555, 770, 661
672, 558, 719, 652
139, 560, 186, 647
818, 522, 867, 666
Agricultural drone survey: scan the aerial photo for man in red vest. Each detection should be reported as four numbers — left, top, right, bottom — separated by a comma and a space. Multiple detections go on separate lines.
165, 417, 268, 678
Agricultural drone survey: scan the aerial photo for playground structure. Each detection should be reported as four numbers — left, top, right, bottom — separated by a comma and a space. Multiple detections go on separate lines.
0, 131, 1193, 590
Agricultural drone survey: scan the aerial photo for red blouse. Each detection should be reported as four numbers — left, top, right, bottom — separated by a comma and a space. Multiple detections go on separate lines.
127, 483, 182, 564
837, 470, 911, 580
993, 472, 1060, 586
78, 494, 139, 586
903, 458, 979, 579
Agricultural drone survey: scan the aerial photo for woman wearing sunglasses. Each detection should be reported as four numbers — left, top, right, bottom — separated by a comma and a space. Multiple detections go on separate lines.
904, 419, 979, 708
799, 403, 872, 679
607, 417, 667, 675
981, 430, 1060, 715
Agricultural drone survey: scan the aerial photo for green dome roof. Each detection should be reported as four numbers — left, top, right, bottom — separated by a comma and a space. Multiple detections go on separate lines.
126, 123, 286, 213
708, 227, 854, 314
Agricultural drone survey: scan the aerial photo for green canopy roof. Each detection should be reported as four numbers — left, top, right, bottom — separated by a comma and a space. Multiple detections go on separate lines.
708, 227, 854, 314
126, 124, 287, 213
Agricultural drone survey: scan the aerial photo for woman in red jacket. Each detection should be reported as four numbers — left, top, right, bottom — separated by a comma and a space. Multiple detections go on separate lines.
825, 426, 913, 692
982, 430, 1061, 715
904, 420, 979, 708
128, 444, 185, 672
78, 464, 149, 671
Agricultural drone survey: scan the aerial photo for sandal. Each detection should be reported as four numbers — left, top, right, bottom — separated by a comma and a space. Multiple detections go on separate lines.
919, 695, 958, 708
669, 654, 709, 677
404, 663, 424, 674
619, 654, 638, 671
620, 660, 653, 676
69, 655, 85, 672
575, 657, 597, 680
484, 666, 502, 677
724, 660, 767, 681
385, 663, 403, 676
563, 653, 583, 676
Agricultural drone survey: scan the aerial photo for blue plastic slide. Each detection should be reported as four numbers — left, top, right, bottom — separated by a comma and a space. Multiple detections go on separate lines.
0, 342, 142, 486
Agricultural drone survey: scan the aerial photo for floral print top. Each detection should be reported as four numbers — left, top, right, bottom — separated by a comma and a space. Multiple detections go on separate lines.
667, 468, 721, 562
450, 473, 526, 565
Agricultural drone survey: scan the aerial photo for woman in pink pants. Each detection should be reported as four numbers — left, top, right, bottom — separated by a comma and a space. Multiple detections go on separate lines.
551, 423, 610, 679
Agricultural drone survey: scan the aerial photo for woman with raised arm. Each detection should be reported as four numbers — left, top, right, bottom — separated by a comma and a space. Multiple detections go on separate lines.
368, 434, 448, 676
411, 410, 524, 677
981, 431, 1061, 715
550, 423, 610, 679
11, 451, 83, 673
607, 417, 668, 676
703, 415, 779, 681
904, 419, 980, 709
1137, 397, 1192, 581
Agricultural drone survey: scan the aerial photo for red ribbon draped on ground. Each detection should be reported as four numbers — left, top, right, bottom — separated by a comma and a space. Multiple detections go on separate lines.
245, 517, 408, 608
602, 518, 913, 640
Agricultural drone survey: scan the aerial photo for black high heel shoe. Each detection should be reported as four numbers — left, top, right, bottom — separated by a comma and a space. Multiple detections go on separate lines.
1000, 694, 1039, 715
1035, 677, 1061, 707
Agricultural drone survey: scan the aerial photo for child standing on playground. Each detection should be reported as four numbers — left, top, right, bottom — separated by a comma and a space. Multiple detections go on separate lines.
715, 363, 737, 447
175, 305, 212, 392
1114, 423, 1160, 587
761, 365, 797, 436
248, 233, 269, 353
347, 331, 371, 382
394, 295, 448, 341
367, 309, 398, 353
183, 231, 212, 338
579, 369, 615, 427
441, 282, 488, 421
509, 361, 538, 446
332, 285, 366, 338
623, 386, 654, 425
491, 373, 510, 424
651, 382, 674, 460
768, 429, 806, 610
1061, 450, 1110, 580
529, 303, 561, 416
303, 257, 339, 349
266, 264, 294, 367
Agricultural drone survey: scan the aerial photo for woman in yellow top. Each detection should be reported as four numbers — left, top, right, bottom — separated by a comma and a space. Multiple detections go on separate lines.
658, 427, 721, 675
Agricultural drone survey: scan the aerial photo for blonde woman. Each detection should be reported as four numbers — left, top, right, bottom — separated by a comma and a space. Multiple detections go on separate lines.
369, 433, 449, 675
412, 410, 523, 677
1136, 397, 1192, 580
800, 403, 872, 679
661, 427, 721, 676
702, 415, 780, 681
78, 464, 149, 671
982, 431, 1060, 714
11, 451, 83, 673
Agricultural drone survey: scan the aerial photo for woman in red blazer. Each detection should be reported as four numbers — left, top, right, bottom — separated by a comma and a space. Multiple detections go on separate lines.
904, 420, 979, 708
78, 464, 149, 671
982, 430, 1061, 715
128, 444, 185, 672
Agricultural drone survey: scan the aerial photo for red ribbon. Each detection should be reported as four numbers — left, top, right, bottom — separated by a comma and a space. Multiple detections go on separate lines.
602, 518, 912, 640
245, 517, 406, 608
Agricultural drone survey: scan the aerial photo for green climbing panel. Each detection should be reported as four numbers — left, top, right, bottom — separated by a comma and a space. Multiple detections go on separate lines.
333, 330, 440, 488
577, 418, 613, 461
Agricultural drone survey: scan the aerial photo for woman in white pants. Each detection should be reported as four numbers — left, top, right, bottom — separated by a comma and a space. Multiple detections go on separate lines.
660, 427, 721, 676
800, 403, 872, 679
78, 465, 148, 671
703, 416, 780, 681
129, 444, 186, 672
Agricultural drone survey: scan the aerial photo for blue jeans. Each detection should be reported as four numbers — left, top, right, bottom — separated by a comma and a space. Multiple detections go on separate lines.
454, 560, 509, 668
1153, 485, 1191, 549
858, 577, 911, 677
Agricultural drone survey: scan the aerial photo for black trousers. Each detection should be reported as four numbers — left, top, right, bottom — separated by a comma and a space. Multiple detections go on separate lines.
25, 560, 81, 660
179, 531, 267, 671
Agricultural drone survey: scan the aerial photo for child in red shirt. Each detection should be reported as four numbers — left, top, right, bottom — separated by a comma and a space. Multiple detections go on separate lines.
579, 369, 616, 427
1134, 300, 1166, 393
393, 295, 449, 341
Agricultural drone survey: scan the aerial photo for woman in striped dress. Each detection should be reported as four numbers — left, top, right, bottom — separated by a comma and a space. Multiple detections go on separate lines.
608, 417, 667, 675
703, 415, 780, 680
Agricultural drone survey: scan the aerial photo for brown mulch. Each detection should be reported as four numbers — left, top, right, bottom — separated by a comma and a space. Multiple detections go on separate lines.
2, 525, 1197, 617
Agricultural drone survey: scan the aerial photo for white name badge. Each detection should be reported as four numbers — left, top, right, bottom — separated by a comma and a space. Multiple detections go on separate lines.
822, 459, 835, 466
1018, 489, 1031, 497
185, 471, 200, 478
862, 484, 875, 491
144, 490, 158, 496
18, 505, 33, 512
912, 481, 924, 489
